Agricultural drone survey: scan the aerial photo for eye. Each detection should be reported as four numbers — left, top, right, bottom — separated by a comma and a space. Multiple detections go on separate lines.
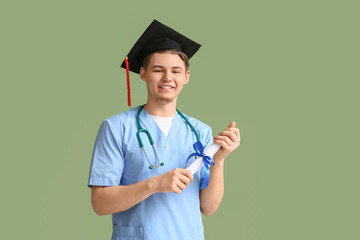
153, 69, 162, 72
172, 71, 180, 74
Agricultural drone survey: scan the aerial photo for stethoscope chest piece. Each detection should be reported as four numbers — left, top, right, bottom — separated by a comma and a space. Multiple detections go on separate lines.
149, 162, 164, 170
141, 145, 164, 169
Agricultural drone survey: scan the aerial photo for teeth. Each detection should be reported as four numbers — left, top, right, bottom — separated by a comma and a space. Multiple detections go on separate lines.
160, 86, 172, 89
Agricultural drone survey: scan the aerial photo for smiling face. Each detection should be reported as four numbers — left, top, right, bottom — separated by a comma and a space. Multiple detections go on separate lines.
140, 52, 190, 105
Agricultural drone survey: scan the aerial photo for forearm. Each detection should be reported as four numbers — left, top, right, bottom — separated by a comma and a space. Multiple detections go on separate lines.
199, 159, 225, 216
91, 177, 158, 216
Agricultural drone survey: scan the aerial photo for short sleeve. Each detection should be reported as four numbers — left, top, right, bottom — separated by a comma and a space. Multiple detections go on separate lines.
87, 120, 124, 188
202, 125, 213, 149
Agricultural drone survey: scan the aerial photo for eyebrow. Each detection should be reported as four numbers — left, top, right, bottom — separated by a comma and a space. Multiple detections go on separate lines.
151, 65, 183, 70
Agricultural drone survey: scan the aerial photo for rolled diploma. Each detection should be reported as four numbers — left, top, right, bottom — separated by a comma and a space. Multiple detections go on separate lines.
186, 143, 221, 174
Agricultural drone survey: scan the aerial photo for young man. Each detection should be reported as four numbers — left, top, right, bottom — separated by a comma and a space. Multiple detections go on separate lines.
88, 20, 240, 240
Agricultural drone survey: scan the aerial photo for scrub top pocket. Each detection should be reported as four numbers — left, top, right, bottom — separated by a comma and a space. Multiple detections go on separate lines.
113, 226, 144, 240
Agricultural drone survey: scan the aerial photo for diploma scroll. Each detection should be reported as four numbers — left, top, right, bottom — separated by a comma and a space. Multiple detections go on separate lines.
186, 143, 221, 174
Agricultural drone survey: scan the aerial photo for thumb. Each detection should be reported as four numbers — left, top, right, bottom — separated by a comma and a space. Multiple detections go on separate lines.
228, 121, 236, 128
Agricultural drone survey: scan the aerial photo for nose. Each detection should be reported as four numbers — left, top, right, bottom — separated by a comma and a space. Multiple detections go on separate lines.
162, 69, 172, 82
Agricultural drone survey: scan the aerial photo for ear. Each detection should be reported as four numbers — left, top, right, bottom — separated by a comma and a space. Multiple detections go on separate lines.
184, 70, 190, 84
140, 67, 147, 82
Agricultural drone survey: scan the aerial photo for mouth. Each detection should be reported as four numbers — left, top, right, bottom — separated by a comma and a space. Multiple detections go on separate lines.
159, 85, 175, 90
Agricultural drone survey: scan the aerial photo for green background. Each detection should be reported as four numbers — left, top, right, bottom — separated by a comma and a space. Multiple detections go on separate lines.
1, 0, 359, 239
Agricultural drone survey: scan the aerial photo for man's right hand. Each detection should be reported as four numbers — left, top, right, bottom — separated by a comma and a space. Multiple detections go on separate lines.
153, 168, 194, 194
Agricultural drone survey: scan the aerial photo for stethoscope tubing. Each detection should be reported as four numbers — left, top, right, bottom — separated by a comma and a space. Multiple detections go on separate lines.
137, 104, 200, 146
136, 104, 200, 169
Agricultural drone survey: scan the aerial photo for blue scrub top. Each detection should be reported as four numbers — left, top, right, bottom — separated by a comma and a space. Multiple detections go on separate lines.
88, 106, 213, 240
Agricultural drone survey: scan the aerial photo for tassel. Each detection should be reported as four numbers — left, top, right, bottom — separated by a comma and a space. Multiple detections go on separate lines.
124, 56, 131, 107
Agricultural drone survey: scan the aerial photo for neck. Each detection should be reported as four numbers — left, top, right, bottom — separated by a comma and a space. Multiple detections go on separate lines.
144, 99, 177, 117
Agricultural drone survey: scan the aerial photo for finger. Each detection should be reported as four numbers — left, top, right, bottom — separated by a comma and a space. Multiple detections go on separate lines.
173, 186, 182, 194
213, 137, 232, 150
178, 174, 191, 187
219, 130, 238, 142
176, 169, 192, 186
177, 168, 194, 182
214, 135, 233, 147
227, 129, 240, 143
227, 127, 240, 139
235, 128, 240, 139
213, 139, 232, 153
228, 121, 236, 129
176, 179, 187, 191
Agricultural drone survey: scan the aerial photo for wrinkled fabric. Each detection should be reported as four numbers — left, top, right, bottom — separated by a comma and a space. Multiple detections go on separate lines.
88, 106, 213, 240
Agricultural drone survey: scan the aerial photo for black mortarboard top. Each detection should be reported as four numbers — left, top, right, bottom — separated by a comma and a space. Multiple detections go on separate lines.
121, 19, 201, 74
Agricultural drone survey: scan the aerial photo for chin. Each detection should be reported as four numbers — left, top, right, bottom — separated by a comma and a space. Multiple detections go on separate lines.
157, 96, 176, 104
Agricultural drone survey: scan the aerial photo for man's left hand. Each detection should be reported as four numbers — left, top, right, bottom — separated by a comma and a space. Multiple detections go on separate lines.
213, 121, 240, 163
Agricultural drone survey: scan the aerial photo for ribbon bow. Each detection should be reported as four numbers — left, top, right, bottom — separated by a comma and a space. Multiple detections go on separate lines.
186, 141, 215, 189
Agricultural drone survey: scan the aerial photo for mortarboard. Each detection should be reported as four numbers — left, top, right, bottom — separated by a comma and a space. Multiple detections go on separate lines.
120, 19, 201, 106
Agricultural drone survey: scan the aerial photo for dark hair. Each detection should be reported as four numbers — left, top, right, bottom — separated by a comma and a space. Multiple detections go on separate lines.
142, 49, 190, 71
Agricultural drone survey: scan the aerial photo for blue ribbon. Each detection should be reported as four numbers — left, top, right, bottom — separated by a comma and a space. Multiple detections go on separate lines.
186, 141, 215, 189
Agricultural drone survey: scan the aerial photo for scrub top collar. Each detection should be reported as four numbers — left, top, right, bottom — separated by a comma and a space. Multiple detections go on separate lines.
138, 105, 183, 150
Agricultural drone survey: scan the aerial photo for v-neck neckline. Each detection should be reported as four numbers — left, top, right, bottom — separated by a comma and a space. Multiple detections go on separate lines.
140, 106, 180, 149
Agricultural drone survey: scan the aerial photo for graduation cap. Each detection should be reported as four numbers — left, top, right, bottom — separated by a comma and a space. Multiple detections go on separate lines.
120, 19, 201, 106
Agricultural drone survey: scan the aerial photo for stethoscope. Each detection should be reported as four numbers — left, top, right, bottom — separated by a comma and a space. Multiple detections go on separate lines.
137, 104, 200, 169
